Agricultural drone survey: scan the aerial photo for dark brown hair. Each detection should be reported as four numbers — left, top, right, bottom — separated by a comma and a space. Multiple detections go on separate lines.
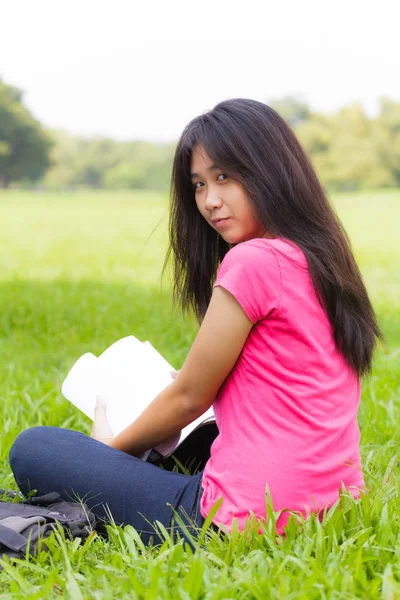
163, 98, 381, 376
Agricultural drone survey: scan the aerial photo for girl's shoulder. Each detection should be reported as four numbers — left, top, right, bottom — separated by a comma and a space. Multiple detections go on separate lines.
227, 237, 307, 266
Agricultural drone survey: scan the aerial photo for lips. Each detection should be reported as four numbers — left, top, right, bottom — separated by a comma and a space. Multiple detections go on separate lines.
211, 218, 231, 230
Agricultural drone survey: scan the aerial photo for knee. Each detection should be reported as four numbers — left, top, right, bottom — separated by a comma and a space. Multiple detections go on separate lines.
9, 426, 55, 472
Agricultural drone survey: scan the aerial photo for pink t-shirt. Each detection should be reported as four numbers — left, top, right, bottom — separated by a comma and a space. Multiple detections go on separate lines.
200, 237, 365, 533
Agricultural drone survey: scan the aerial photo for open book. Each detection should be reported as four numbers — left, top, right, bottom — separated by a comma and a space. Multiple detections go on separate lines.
61, 336, 217, 462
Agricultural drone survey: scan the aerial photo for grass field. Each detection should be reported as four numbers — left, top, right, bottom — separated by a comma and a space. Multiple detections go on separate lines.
0, 188, 399, 598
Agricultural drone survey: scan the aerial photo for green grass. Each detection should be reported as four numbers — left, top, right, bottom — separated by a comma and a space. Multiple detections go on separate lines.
0, 188, 399, 598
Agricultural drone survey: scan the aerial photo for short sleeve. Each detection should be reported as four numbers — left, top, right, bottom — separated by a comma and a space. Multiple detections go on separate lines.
213, 241, 282, 323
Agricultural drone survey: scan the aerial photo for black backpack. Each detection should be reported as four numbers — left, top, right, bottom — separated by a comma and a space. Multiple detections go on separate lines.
0, 490, 96, 567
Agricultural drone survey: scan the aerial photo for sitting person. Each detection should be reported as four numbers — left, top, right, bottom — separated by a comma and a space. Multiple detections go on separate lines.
9, 98, 381, 544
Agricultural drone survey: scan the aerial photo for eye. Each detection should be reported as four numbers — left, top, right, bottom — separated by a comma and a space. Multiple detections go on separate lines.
193, 181, 203, 190
217, 173, 228, 181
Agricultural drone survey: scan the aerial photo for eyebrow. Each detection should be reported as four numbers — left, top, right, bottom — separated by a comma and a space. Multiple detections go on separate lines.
190, 164, 219, 179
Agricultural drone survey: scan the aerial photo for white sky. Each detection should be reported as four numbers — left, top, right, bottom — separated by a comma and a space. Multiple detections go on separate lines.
1, 0, 399, 142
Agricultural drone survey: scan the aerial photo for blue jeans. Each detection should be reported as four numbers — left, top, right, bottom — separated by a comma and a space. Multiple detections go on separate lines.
9, 427, 205, 546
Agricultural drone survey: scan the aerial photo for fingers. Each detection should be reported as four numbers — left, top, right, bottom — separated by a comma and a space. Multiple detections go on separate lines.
91, 396, 114, 444
94, 395, 107, 421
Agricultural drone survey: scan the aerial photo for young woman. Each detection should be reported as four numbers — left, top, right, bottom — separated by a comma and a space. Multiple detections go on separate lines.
9, 98, 381, 543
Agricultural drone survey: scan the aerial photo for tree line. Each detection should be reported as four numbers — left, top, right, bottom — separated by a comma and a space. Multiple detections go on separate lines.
1, 78, 399, 192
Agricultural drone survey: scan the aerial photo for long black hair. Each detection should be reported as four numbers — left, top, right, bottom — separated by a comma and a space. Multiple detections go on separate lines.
162, 98, 381, 376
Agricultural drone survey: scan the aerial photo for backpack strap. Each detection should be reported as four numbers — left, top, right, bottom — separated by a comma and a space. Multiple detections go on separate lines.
23, 492, 61, 506
0, 523, 30, 553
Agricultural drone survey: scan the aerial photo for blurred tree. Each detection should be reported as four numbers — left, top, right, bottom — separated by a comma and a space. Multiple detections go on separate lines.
269, 95, 311, 127
0, 141, 10, 157
296, 103, 394, 191
0, 79, 52, 188
103, 142, 174, 191
45, 133, 175, 191
74, 137, 125, 188
375, 97, 400, 185
34, 94, 400, 193
44, 132, 127, 189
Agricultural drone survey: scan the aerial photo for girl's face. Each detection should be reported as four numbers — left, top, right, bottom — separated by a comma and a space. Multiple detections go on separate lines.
190, 145, 269, 244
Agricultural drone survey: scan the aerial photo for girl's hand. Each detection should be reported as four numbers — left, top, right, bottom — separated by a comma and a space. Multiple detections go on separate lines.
91, 396, 114, 446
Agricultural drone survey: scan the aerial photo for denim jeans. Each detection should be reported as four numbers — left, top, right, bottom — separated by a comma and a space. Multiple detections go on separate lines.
9, 427, 205, 546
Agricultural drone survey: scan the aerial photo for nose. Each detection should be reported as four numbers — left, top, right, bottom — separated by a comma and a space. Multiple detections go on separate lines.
204, 189, 223, 212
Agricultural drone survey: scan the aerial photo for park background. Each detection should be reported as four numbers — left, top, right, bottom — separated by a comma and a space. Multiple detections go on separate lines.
0, 0, 399, 597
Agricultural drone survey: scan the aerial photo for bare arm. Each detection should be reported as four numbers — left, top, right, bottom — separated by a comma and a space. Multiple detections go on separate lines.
108, 286, 253, 456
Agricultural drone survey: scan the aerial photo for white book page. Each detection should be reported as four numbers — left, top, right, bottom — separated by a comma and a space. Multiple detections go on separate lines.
61, 353, 99, 420
96, 336, 175, 437
62, 336, 176, 437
